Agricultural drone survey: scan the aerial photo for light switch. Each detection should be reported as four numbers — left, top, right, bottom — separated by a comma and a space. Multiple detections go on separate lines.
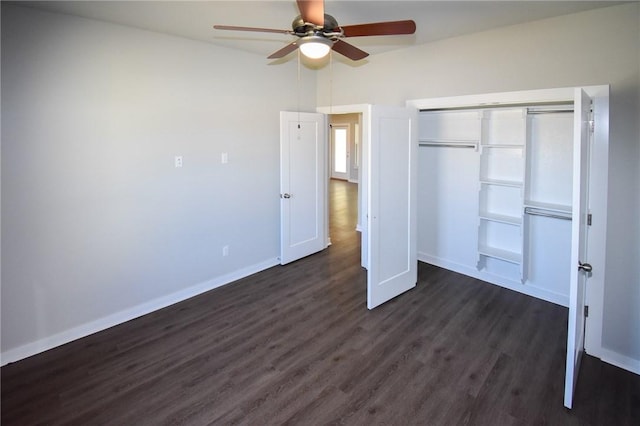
221, 152, 228, 164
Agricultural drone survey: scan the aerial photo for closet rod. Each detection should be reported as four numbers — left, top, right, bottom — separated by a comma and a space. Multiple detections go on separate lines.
527, 108, 574, 115
418, 142, 477, 149
524, 207, 572, 221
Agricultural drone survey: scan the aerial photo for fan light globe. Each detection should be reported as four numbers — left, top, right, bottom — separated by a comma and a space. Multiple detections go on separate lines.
298, 35, 332, 59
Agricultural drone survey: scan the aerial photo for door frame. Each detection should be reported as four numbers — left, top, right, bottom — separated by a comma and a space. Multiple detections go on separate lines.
407, 85, 611, 370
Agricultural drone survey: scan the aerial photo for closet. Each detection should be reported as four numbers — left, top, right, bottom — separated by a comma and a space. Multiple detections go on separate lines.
417, 104, 575, 306
410, 86, 609, 408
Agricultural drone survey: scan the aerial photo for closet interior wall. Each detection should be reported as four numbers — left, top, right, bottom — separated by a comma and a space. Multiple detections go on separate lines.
418, 104, 575, 306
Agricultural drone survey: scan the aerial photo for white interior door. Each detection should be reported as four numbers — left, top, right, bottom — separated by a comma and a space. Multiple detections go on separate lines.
330, 125, 349, 180
564, 89, 592, 409
280, 111, 327, 265
367, 106, 417, 309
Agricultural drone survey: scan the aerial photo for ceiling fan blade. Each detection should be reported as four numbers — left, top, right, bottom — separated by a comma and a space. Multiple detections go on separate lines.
297, 0, 325, 26
268, 42, 299, 59
213, 25, 291, 35
341, 20, 416, 37
332, 39, 369, 61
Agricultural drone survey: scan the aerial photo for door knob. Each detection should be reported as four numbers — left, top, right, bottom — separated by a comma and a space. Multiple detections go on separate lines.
578, 261, 592, 273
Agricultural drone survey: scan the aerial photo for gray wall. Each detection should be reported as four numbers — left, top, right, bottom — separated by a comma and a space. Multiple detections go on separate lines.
317, 3, 640, 366
1, 4, 316, 358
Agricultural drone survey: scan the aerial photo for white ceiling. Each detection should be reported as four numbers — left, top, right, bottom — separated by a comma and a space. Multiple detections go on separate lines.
16, 1, 626, 59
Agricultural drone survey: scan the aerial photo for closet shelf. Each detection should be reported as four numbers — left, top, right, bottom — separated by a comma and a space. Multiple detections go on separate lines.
480, 178, 523, 188
478, 245, 522, 264
480, 144, 524, 149
479, 212, 522, 225
418, 139, 478, 149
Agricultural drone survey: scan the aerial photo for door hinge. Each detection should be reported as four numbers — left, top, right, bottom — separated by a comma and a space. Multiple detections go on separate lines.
589, 120, 595, 133
584, 305, 589, 318
587, 213, 592, 226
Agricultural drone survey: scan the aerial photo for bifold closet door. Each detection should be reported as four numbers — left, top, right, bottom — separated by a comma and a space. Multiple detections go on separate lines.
367, 105, 417, 309
564, 89, 592, 409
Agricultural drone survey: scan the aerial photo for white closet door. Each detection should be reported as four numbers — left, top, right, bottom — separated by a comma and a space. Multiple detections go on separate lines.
367, 106, 417, 309
564, 89, 592, 409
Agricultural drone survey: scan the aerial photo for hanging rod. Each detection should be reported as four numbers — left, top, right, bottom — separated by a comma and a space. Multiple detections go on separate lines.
418, 140, 478, 149
524, 207, 572, 221
527, 108, 574, 115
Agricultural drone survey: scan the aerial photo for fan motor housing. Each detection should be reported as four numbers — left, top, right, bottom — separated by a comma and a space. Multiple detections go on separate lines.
292, 13, 339, 35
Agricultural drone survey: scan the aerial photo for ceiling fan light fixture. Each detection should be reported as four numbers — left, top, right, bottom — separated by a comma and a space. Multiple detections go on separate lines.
298, 35, 332, 59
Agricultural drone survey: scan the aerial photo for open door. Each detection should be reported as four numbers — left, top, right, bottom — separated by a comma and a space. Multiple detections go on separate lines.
367, 105, 417, 309
280, 111, 327, 265
564, 89, 592, 408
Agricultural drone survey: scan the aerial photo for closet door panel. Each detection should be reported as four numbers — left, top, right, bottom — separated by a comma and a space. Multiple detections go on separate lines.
418, 146, 479, 268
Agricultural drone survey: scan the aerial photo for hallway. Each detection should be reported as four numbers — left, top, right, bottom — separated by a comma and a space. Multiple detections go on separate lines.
329, 178, 359, 247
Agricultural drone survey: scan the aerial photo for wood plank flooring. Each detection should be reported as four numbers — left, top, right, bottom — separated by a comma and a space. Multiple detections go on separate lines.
2, 179, 639, 425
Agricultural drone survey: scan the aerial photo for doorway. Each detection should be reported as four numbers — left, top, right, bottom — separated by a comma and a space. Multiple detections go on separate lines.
329, 113, 361, 247
330, 125, 349, 180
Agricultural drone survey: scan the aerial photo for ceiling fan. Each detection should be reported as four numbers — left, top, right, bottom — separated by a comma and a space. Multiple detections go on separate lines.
213, 0, 416, 61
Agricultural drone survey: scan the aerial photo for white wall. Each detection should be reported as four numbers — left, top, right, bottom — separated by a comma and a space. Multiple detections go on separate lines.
317, 3, 640, 368
1, 4, 317, 361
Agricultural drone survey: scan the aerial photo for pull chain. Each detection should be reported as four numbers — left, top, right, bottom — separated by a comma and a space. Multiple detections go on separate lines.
329, 49, 333, 116
297, 48, 301, 129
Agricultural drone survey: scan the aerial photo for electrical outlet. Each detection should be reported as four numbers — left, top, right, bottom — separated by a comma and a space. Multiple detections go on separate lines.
174, 156, 183, 168
222, 245, 229, 256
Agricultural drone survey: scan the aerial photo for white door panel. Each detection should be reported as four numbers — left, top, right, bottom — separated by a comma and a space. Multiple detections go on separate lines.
367, 106, 417, 309
564, 88, 591, 409
280, 112, 327, 265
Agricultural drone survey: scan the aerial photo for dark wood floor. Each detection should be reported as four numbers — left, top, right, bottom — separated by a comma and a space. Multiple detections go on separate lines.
2, 179, 639, 425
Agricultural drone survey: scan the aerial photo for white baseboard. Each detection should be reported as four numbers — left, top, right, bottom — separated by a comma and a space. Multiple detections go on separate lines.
417, 252, 569, 307
599, 348, 640, 375
0, 257, 280, 366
